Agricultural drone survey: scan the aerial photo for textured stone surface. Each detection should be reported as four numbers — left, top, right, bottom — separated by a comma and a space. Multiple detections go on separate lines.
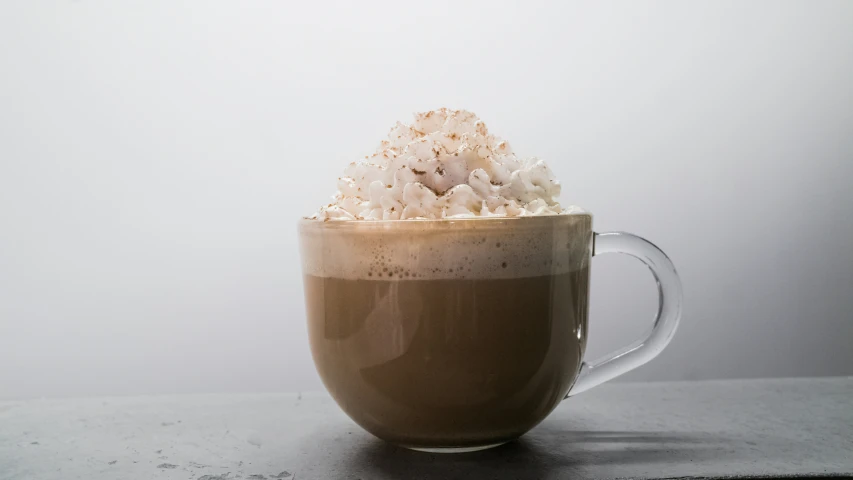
1, 378, 851, 479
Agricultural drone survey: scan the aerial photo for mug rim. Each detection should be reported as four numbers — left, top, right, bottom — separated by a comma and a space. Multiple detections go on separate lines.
299, 212, 592, 231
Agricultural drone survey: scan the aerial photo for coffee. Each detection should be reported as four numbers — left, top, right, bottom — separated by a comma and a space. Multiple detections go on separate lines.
299, 215, 592, 448
300, 109, 682, 451
304, 272, 588, 447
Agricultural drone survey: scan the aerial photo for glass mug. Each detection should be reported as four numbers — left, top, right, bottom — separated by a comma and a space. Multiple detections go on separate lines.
299, 213, 682, 452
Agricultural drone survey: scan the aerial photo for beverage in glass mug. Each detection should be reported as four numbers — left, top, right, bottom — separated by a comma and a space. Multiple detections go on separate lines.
300, 109, 681, 452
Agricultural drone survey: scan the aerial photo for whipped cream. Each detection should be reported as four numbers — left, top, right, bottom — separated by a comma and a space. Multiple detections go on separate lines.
311, 108, 578, 220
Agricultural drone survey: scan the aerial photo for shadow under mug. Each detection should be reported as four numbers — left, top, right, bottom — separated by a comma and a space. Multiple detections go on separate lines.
299, 213, 682, 452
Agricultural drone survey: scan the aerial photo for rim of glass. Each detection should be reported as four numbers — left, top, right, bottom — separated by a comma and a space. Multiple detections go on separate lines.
298, 212, 592, 231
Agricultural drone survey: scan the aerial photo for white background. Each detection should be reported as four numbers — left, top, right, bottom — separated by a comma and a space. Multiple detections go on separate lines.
1, 1, 852, 399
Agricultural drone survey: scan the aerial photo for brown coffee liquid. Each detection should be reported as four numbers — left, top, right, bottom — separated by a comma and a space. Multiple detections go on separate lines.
304, 270, 588, 448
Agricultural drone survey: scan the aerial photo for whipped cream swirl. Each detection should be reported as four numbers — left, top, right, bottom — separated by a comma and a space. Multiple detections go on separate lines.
311, 108, 576, 220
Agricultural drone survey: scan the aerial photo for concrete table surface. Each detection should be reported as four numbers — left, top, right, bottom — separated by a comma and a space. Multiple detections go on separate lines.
1, 378, 851, 480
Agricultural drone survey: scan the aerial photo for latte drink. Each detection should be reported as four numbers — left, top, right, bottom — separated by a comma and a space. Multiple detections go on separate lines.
300, 108, 682, 451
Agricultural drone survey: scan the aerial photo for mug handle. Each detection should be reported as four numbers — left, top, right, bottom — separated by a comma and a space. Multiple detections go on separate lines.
567, 232, 683, 397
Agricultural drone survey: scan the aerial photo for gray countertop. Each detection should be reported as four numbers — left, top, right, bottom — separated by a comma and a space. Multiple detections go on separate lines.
1, 377, 851, 480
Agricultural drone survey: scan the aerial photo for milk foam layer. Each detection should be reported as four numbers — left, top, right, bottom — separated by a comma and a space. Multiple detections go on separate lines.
299, 215, 593, 280
311, 108, 580, 220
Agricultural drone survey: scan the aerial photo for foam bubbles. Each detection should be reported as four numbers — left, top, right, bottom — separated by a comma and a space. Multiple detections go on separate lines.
299, 215, 593, 280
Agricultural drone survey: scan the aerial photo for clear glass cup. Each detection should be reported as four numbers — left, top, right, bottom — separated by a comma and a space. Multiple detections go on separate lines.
299, 213, 682, 452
